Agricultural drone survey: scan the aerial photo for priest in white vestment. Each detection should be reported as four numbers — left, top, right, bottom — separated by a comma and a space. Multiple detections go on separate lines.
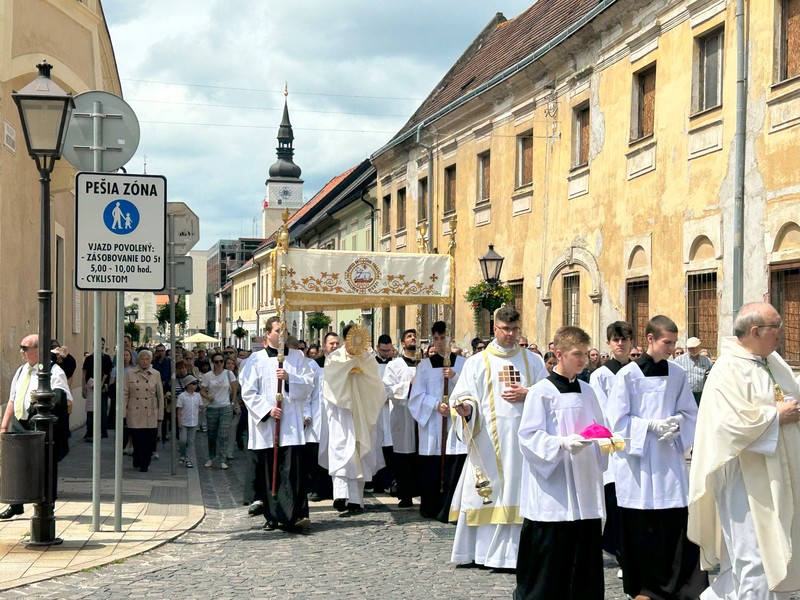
449, 306, 547, 570
322, 323, 386, 515
689, 302, 800, 599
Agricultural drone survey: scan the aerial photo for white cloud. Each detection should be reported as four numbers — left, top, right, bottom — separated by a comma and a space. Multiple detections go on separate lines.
102, 0, 533, 248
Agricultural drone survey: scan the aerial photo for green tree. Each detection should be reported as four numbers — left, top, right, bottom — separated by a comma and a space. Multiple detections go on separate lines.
156, 296, 188, 332
306, 311, 332, 343
124, 321, 141, 342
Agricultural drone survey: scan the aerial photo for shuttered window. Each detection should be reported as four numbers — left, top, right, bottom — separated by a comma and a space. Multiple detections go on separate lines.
418, 178, 428, 223
444, 165, 457, 213
478, 152, 491, 204
635, 67, 656, 139
784, 0, 800, 80
381, 194, 391, 235
516, 133, 533, 187
396, 188, 406, 231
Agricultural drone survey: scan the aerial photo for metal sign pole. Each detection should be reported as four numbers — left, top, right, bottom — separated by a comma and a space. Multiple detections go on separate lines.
91, 100, 103, 532
169, 214, 178, 475
114, 292, 124, 531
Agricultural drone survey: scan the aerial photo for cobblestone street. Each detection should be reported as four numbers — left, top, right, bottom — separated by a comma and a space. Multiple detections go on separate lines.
1, 438, 627, 599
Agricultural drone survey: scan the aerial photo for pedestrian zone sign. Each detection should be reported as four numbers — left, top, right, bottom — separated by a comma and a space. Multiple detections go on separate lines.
75, 172, 167, 291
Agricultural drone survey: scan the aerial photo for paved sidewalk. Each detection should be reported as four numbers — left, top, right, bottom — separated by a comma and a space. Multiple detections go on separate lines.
0, 429, 203, 591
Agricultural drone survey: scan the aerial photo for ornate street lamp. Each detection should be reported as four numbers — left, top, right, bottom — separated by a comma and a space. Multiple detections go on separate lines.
236, 317, 244, 330
478, 244, 505, 334
479, 244, 504, 283
12, 61, 74, 546
126, 308, 139, 324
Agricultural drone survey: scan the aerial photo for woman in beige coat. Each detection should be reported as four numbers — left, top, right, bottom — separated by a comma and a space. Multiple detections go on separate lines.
123, 349, 164, 472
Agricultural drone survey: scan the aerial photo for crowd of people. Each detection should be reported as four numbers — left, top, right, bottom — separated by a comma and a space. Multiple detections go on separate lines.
2, 299, 797, 599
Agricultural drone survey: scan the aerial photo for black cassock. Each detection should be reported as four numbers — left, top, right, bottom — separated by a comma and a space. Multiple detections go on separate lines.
246, 446, 308, 526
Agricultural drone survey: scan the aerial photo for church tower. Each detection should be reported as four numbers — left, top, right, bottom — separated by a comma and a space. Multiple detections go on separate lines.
262, 85, 304, 238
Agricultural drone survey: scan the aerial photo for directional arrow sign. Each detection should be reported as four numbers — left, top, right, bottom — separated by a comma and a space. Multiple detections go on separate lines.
75, 172, 166, 291
167, 202, 200, 256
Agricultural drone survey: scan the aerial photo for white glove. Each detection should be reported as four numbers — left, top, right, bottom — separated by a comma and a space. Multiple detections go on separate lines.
560, 434, 588, 455
658, 430, 678, 443
649, 419, 679, 437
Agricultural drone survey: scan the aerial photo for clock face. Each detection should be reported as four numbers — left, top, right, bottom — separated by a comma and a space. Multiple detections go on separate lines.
279, 186, 292, 200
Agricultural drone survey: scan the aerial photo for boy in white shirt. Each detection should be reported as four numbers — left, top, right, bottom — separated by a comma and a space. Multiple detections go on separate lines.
177, 376, 204, 468
516, 326, 608, 599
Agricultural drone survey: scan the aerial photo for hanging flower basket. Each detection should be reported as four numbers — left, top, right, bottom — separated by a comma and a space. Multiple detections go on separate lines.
464, 280, 514, 322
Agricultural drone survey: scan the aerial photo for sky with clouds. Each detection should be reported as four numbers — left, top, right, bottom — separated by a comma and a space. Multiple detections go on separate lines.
102, 0, 534, 250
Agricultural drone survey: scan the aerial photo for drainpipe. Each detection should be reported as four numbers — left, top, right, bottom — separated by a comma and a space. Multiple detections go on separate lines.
732, 0, 747, 323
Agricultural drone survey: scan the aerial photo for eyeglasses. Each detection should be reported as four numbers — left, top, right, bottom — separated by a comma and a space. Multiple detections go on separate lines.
476, 345, 486, 351
629, 352, 642, 358
213, 359, 224, 364
495, 325, 521, 334
19, 345, 36, 352
758, 322, 783, 330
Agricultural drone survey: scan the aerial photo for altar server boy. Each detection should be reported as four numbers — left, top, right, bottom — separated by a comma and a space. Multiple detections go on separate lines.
515, 326, 607, 600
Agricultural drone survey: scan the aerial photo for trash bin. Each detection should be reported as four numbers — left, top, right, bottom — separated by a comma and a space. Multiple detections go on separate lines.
0, 430, 45, 504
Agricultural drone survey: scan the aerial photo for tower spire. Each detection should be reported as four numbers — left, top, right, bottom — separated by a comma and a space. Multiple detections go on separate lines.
268, 83, 301, 180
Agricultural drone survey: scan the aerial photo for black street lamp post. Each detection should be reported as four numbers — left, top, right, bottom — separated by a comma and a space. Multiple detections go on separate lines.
126, 308, 138, 324
478, 244, 505, 333
479, 244, 504, 283
12, 61, 74, 546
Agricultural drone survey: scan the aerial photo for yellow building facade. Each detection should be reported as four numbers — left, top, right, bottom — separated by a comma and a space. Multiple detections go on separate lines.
372, 0, 800, 361
0, 0, 123, 404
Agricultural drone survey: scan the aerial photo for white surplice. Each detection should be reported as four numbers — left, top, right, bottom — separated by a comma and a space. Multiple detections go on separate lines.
448, 342, 547, 569
607, 361, 697, 509
408, 354, 467, 456
518, 378, 607, 522
383, 356, 416, 454
690, 337, 800, 597
239, 348, 314, 450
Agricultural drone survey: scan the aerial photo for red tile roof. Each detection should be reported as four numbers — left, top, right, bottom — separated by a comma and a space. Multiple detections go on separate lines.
385, 0, 607, 148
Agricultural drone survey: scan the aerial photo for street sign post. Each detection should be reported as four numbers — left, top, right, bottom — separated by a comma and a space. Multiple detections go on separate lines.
167, 202, 200, 255
75, 172, 166, 291
158, 255, 193, 295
